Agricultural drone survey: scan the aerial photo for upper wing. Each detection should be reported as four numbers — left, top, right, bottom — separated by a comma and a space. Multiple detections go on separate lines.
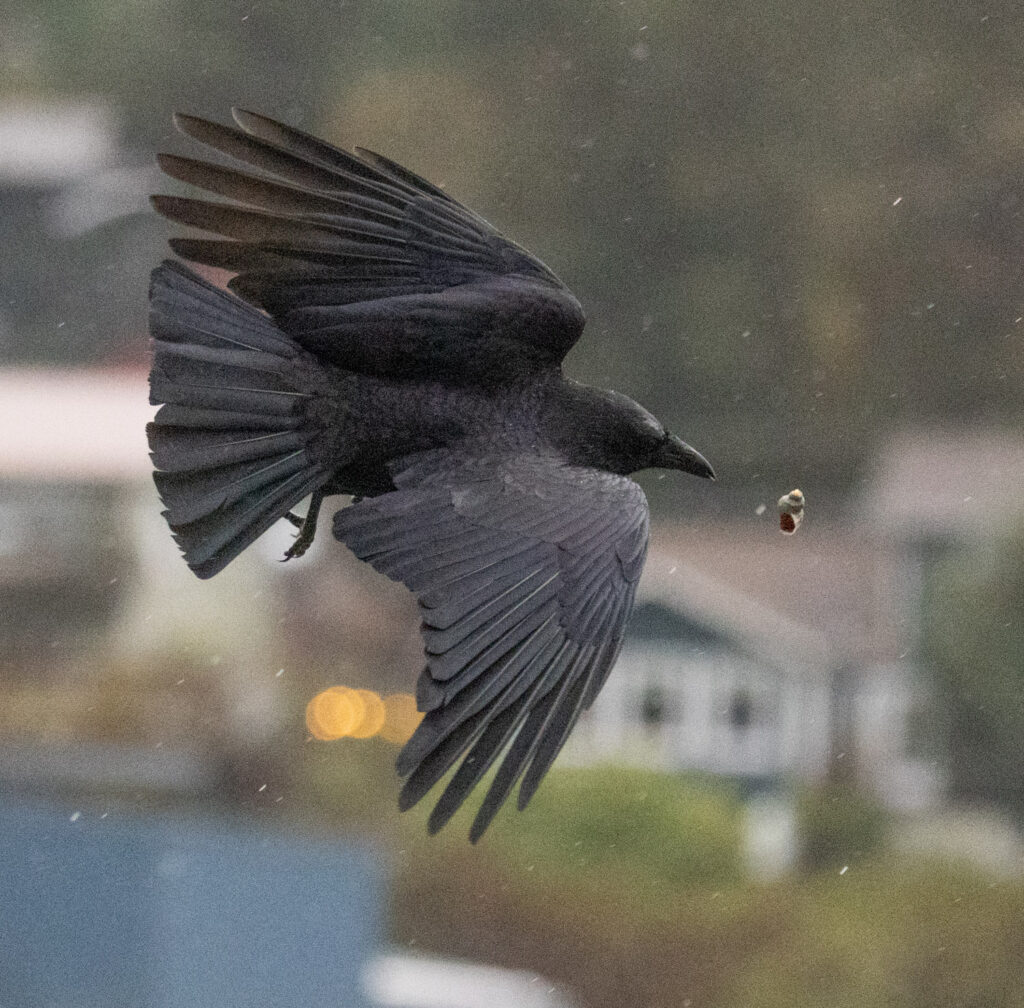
332, 450, 649, 842
152, 109, 585, 385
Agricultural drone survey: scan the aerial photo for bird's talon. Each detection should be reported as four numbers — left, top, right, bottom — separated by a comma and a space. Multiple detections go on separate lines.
283, 539, 310, 561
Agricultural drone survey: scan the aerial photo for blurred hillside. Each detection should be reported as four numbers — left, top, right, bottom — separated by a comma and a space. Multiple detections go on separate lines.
3, 0, 1022, 507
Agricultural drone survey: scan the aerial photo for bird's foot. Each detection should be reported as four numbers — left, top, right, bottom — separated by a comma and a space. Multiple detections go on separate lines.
281, 489, 325, 562
283, 530, 314, 561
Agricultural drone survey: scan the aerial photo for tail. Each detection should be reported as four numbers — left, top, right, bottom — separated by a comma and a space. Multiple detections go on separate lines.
147, 260, 329, 579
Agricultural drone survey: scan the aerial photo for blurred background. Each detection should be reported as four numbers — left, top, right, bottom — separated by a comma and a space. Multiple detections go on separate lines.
1, 1, 1023, 1005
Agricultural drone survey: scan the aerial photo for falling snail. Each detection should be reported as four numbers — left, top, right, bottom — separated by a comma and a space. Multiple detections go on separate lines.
777, 489, 804, 535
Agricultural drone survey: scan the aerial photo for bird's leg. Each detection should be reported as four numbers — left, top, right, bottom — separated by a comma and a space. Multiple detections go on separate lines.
282, 489, 326, 561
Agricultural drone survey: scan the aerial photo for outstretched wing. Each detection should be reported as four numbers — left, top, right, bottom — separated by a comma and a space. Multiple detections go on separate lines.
332, 450, 649, 842
153, 109, 585, 385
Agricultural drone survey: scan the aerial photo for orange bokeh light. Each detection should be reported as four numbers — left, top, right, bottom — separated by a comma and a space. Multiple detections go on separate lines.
379, 692, 423, 744
305, 686, 421, 743
348, 689, 387, 738
305, 686, 364, 740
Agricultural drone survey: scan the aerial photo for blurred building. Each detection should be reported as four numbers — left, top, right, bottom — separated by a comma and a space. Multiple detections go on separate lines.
0, 797, 577, 1008
568, 560, 831, 784
864, 427, 1024, 545
571, 426, 1024, 817
861, 425, 1024, 660
567, 522, 939, 815
0, 367, 148, 676
0, 367, 286, 752
0, 101, 118, 318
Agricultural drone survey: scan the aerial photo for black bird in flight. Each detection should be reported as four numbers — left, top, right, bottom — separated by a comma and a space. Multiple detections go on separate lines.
148, 109, 715, 841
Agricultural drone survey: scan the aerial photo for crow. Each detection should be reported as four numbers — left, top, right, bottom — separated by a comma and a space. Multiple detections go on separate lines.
147, 109, 716, 841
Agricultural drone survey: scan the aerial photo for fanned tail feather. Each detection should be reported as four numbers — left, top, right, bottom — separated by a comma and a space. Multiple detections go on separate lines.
147, 260, 328, 578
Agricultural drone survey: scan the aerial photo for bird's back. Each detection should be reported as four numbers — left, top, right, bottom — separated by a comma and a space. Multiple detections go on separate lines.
304, 366, 560, 498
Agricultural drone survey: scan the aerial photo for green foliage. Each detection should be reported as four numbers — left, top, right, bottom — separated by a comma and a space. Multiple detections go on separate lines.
797, 782, 890, 871
373, 764, 745, 906
386, 769, 1021, 1007
718, 863, 1024, 1008
393, 821, 1024, 1008
487, 765, 744, 891
281, 750, 1024, 1007
923, 523, 1024, 821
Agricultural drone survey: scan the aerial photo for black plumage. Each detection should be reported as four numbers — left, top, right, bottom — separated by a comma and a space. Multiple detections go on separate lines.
148, 109, 716, 841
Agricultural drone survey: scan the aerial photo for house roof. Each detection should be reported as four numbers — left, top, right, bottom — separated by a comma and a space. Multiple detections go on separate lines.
639, 554, 831, 676
647, 519, 906, 667
0, 368, 153, 482
861, 426, 1024, 541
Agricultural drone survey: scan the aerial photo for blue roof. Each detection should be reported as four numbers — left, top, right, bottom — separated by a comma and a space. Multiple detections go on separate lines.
0, 798, 384, 1008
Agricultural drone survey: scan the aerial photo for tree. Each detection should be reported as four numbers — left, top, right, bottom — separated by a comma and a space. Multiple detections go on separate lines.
923, 522, 1024, 819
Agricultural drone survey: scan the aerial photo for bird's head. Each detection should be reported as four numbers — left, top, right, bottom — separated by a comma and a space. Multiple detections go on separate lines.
571, 387, 716, 481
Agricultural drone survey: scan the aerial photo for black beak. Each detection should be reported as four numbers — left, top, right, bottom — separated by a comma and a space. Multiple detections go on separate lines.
655, 433, 717, 480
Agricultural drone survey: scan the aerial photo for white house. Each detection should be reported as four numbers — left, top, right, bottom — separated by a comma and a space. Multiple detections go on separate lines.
568, 562, 831, 785
566, 515, 944, 814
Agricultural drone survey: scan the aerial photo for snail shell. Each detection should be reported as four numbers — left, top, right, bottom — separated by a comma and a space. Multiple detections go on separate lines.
777, 488, 804, 535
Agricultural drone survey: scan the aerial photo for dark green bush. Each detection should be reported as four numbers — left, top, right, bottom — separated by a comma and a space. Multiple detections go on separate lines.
491, 765, 745, 890
797, 782, 889, 871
